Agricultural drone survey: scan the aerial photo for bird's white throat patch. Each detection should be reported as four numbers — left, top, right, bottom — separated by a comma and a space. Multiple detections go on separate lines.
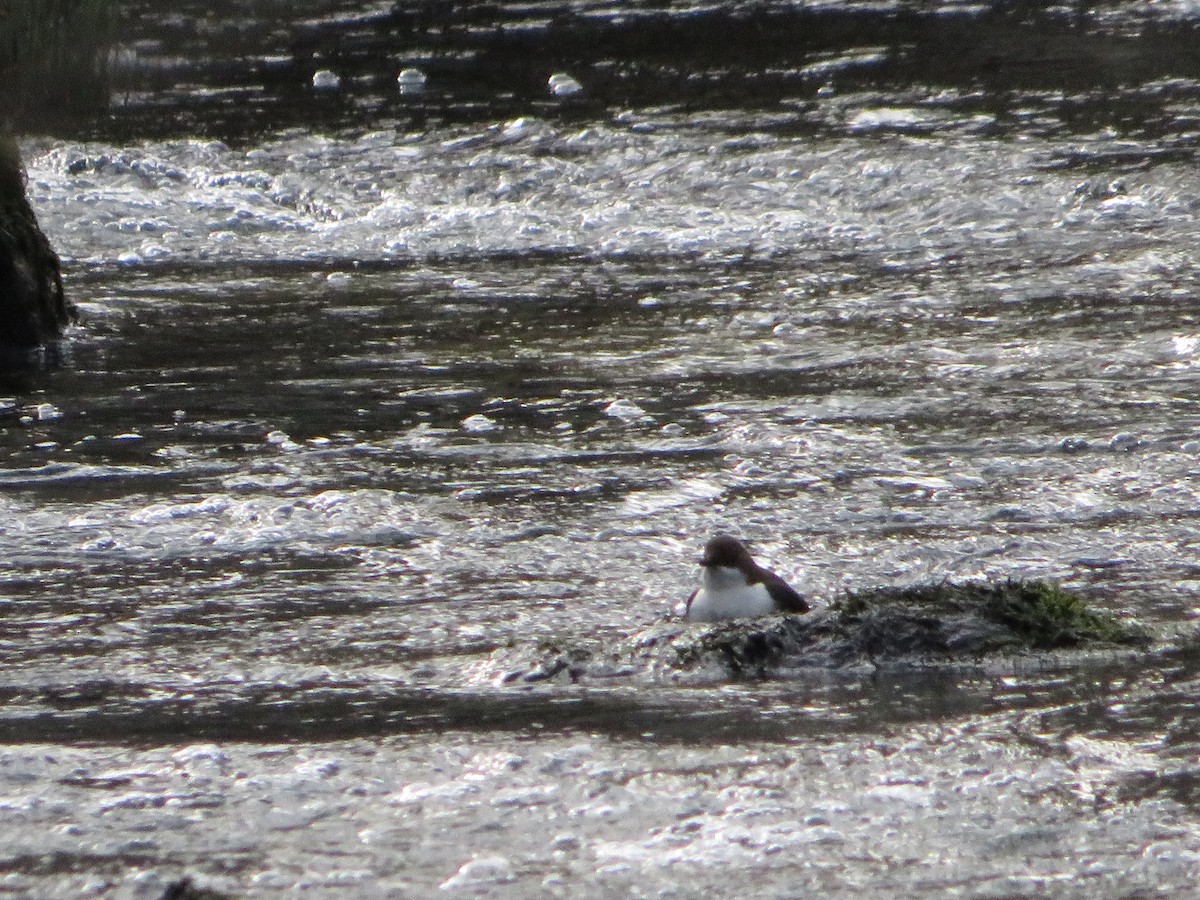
687, 565, 777, 622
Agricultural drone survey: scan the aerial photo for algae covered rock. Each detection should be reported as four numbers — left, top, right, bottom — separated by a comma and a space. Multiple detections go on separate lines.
836, 579, 1133, 651
0, 135, 74, 351
482, 580, 1145, 685
670, 579, 1144, 677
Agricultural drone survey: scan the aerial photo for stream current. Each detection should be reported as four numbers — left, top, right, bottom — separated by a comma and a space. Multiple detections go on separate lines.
7, 1, 1200, 896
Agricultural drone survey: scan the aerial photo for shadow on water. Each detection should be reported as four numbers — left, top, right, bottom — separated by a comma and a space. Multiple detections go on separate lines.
44, 0, 1200, 142
0, 647, 1174, 746
0, 0, 112, 131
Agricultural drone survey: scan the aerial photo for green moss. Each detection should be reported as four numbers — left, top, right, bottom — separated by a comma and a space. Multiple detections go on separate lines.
832, 578, 1137, 650
986, 580, 1117, 646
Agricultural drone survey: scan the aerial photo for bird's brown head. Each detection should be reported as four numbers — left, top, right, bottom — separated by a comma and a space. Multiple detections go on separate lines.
700, 535, 754, 569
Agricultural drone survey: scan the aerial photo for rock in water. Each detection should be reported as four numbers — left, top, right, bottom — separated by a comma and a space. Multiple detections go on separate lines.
0, 135, 75, 351
486, 579, 1148, 685
673, 579, 1146, 677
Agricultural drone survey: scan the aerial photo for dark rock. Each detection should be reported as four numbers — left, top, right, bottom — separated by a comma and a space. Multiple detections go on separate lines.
488, 579, 1149, 684
486, 580, 1148, 684
159, 877, 231, 900
0, 135, 75, 353
836, 579, 1136, 650
664, 579, 1145, 677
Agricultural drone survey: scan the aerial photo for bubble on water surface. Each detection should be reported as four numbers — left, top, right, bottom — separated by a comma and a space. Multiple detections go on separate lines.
603, 399, 650, 422
548, 73, 583, 97
397, 67, 427, 95
265, 429, 302, 450
461, 413, 498, 433
312, 69, 341, 91
440, 855, 515, 890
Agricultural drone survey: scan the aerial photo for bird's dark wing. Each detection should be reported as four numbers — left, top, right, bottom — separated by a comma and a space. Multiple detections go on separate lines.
684, 588, 699, 616
764, 576, 810, 614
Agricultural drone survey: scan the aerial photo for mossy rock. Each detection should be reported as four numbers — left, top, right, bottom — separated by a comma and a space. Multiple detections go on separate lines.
833, 579, 1135, 650
487, 580, 1146, 684
667, 579, 1145, 678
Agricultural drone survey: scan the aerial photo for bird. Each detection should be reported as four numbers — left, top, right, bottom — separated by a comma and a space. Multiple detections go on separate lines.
685, 535, 809, 622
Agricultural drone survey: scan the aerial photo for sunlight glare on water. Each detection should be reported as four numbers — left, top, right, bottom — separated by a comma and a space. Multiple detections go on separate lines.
8, 0, 1200, 894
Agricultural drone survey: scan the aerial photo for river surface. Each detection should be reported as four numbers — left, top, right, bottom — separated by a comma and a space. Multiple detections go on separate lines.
7, 0, 1200, 896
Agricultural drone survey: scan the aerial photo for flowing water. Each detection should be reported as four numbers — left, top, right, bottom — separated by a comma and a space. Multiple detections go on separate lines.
7, 0, 1200, 896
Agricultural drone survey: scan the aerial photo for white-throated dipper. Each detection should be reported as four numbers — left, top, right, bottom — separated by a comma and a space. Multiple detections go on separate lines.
685, 535, 809, 622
